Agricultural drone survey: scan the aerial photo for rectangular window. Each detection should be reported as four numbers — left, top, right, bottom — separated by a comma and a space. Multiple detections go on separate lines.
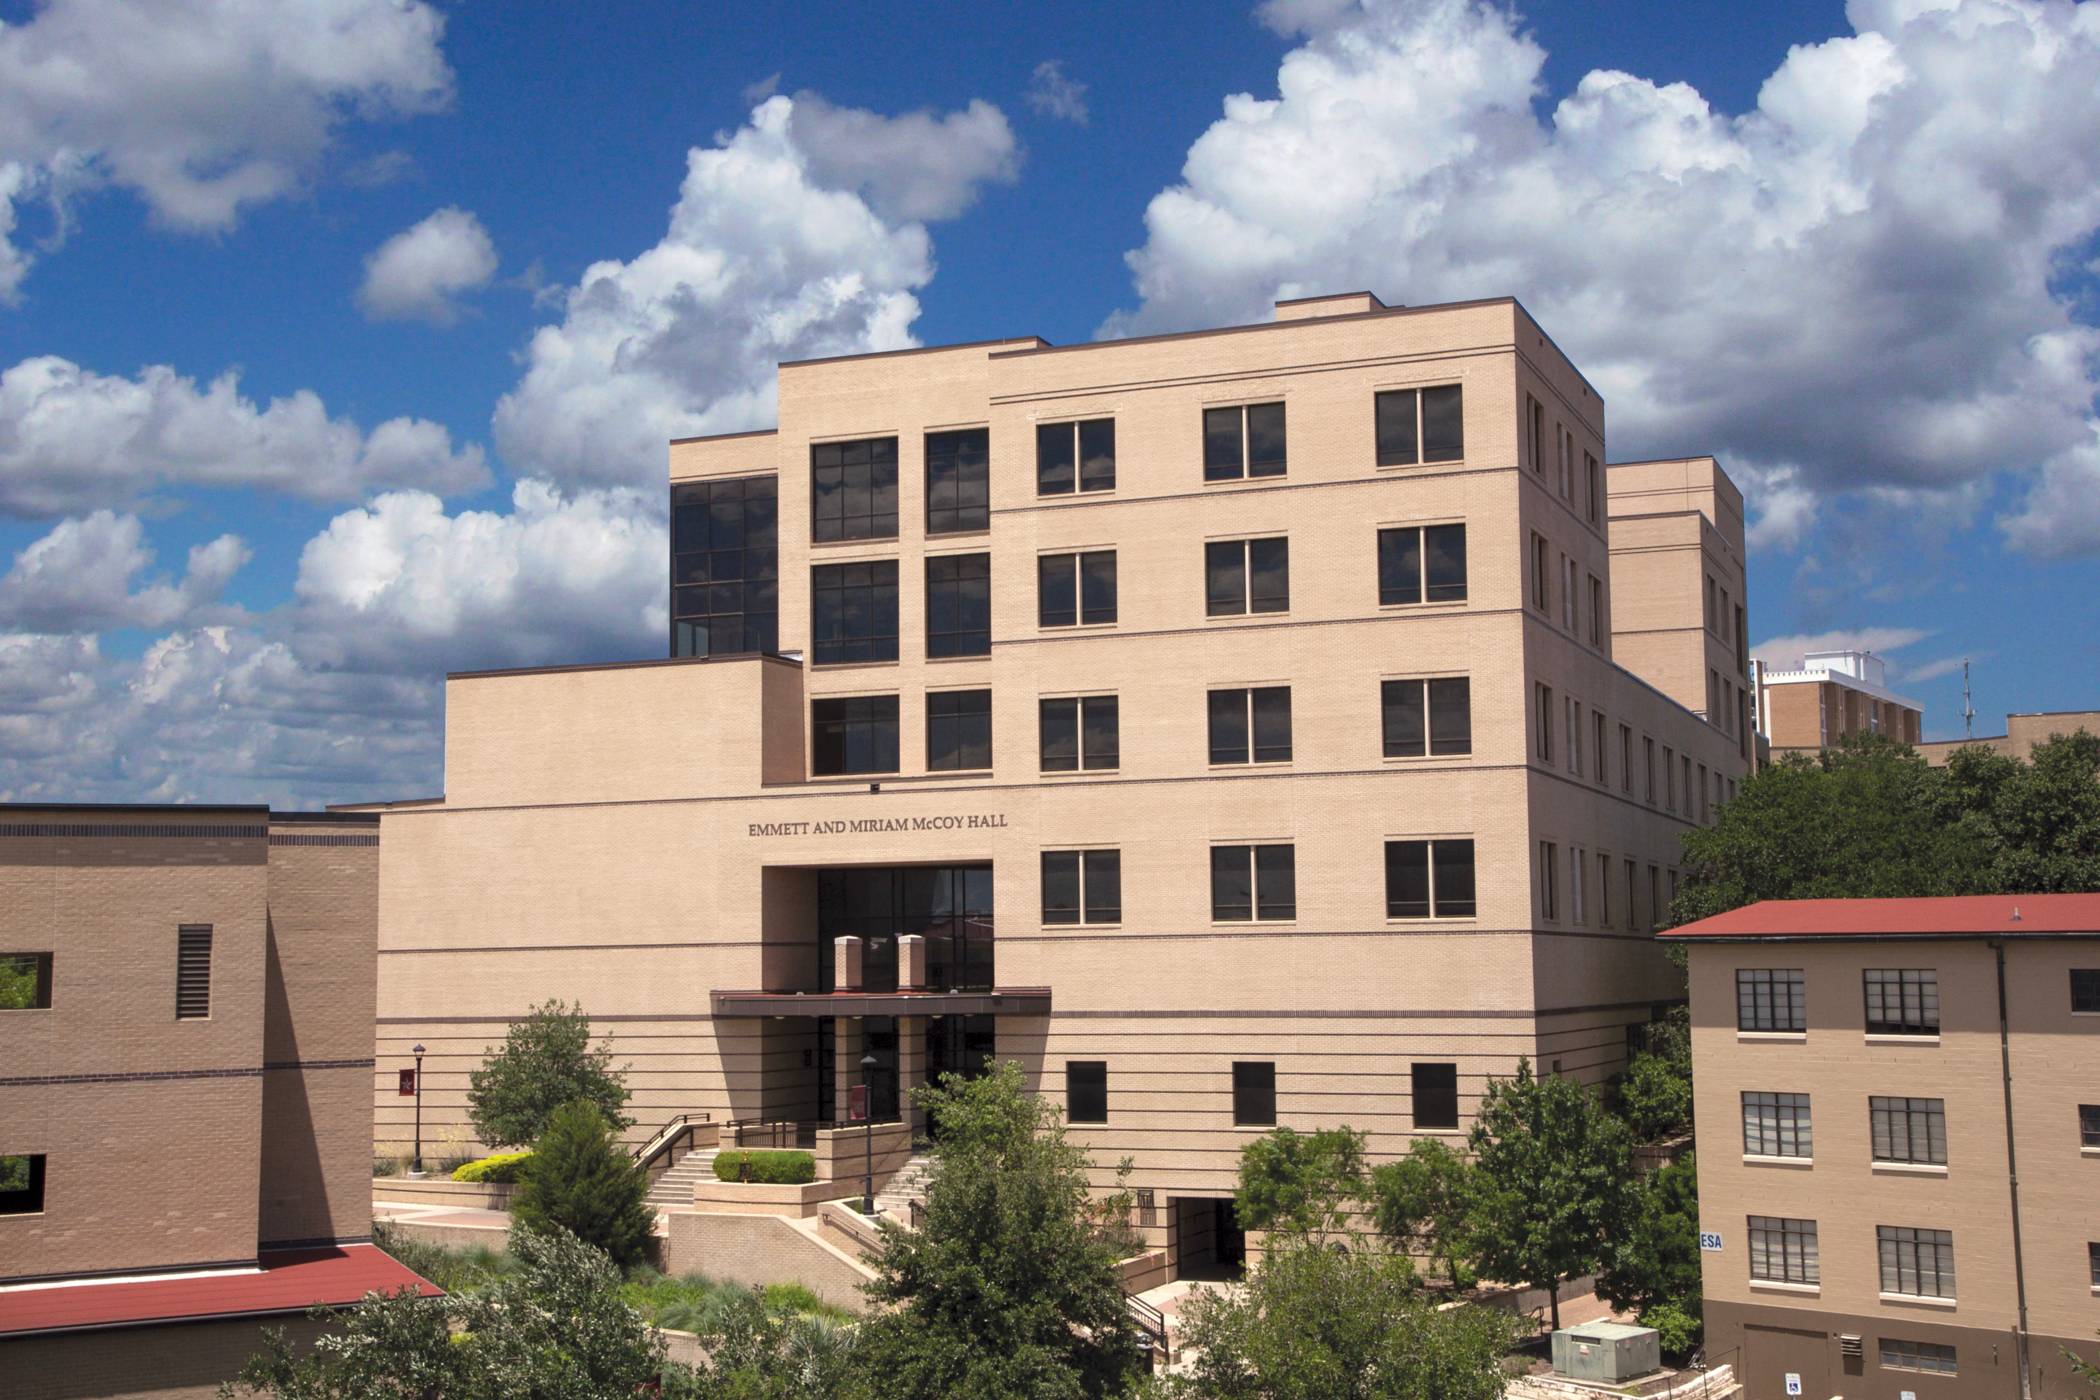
1531, 533, 1550, 612
1562, 556, 1578, 630
1748, 1215, 1820, 1285
1042, 850, 1121, 925
1597, 853, 1612, 925
2081, 1104, 2100, 1149
1644, 737, 1657, 803
1742, 1091, 1814, 1158
1204, 402, 1287, 480
1036, 418, 1116, 495
1539, 841, 1559, 920
176, 926, 212, 1020
1566, 698, 1583, 778
1585, 452, 1600, 524
1737, 969, 1806, 1032
811, 560, 899, 664
1619, 725, 1634, 792
1870, 1097, 1948, 1165
1864, 969, 1940, 1036
1881, 1340, 1958, 1375
1206, 538, 1289, 616
1377, 524, 1467, 605
1594, 713, 1609, 786
1664, 746, 1677, 810
1209, 687, 1293, 764
1067, 1061, 1108, 1124
1211, 844, 1295, 922
1570, 845, 1586, 924
1625, 858, 1640, 931
924, 428, 989, 534
1233, 1061, 1277, 1126
1375, 385, 1465, 466
671, 474, 779, 658
1038, 550, 1117, 627
1877, 1225, 1956, 1298
1698, 763, 1710, 822
926, 689, 992, 771
811, 436, 898, 542
811, 696, 899, 776
1411, 1062, 1460, 1129
1039, 696, 1118, 772
1588, 575, 1603, 645
0, 953, 53, 1009
1528, 396, 1545, 473
1535, 684, 1554, 762
2073, 968, 2100, 1014
0, 1154, 46, 1215
1382, 677, 1471, 758
1648, 865, 1661, 931
1385, 839, 1477, 918
924, 554, 990, 658
2091, 1242, 2100, 1289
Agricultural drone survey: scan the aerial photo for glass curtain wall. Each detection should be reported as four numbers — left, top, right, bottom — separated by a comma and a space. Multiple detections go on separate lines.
817, 865, 994, 992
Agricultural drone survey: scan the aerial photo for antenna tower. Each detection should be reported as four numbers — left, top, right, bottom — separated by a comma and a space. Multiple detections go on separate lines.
1962, 659, 1975, 741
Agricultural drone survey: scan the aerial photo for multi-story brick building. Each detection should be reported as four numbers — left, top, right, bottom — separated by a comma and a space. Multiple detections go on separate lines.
1671, 893, 2100, 1400
1916, 709, 2100, 766
1753, 649, 1924, 755
369, 291, 1749, 1272
0, 804, 431, 1400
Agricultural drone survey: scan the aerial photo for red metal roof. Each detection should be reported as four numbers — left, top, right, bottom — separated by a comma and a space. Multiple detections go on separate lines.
1669, 893, 2100, 940
0, 1245, 440, 1337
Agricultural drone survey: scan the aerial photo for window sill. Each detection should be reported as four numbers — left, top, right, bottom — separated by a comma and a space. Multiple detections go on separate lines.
1376, 458, 1467, 473
1035, 488, 1119, 502
1377, 599, 1469, 612
1749, 1280, 1821, 1297
1205, 612, 1292, 622
1041, 923, 1121, 933
1208, 762, 1295, 772
925, 528, 992, 542
808, 536, 901, 550
1742, 1154, 1814, 1168
1382, 752, 1474, 763
1879, 1292, 1958, 1310
1211, 922, 1297, 930
925, 768, 994, 778
1385, 918, 1480, 927
807, 659, 900, 672
924, 654, 991, 665
2081, 1146, 2100, 1159
1737, 1030, 1807, 1043
1864, 1034, 1940, 1047
1038, 622, 1120, 634
1871, 1161, 1949, 1177
1038, 768, 1119, 778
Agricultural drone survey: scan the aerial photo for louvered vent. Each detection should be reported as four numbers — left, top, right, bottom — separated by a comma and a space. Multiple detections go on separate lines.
176, 926, 213, 1019
1838, 1335, 1864, 1359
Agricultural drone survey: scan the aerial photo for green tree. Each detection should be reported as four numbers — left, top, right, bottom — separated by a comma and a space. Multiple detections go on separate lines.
1610, 1008, 1692, 1142
1466, 1059, 1635, 1331
1234, 1126, 1367, 1237
1958, 732, 2100, 892
686, 1286, 862, 1400
1160, 1236, 1519, 1400
844, 1060, 1144, 1400
1596, 1154, 1702, 1358
0, 954, 40, 1009
1367, 1138, 1477, 1287
467, 999, 630, 1149
511, 1099, 654, 1268
225, 1226, 672, 1398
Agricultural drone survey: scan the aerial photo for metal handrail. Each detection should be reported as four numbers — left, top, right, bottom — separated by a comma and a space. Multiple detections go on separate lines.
721, 1117, 799, 1149
631, 1111, 710, 1170
1125, 1293, 1168, 1363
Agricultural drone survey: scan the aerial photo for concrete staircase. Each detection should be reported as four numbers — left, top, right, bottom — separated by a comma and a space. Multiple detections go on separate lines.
871, 1152, 934, 1219
644, 1146, 720, 1209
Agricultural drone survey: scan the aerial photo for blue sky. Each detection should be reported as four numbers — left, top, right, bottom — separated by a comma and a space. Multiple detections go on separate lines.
0, 0, 2096, 806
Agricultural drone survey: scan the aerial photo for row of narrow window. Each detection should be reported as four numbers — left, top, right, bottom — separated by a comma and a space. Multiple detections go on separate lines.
1040, 838, 1476, 926
1064, 1058, 1461, 1130
807, 524, 1469, 666
1534, 683, 1735, 820
1739, 1091, 1964, 1164
1737, 966, 2100, 1034
811, 679, 1475, 776
1746, 1218, 1975, 1303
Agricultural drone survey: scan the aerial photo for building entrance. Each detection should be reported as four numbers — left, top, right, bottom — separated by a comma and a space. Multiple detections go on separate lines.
818, 865, 993, 992
1172, 1197, 1246, 1281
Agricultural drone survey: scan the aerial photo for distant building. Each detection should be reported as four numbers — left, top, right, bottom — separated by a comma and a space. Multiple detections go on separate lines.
1669, 893, 2100, 1400
1916, 709, 2100, 766
1752, 649, 1923, 755
0, 804, 432, 1398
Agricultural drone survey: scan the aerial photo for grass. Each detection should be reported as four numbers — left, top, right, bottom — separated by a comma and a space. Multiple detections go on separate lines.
369, 1221, 515, 1294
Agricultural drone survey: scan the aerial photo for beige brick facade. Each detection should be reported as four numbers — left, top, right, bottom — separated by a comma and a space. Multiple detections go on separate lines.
370, 294, 1748, 1265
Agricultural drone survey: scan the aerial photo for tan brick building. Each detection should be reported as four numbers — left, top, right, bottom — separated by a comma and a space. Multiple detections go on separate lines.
0, 805, 432, 1400
1917, 709, 2100, 766
1671, 894, 2100, 1400
369, 292, 1749, 1271
1754, 649, 1924, 756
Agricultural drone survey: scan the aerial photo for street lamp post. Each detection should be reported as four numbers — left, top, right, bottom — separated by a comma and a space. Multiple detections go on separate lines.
860, 1050, 879, 1215
412, 1043, 427, 1175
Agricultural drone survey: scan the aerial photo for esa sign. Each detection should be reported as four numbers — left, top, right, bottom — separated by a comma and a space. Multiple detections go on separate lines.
1699, 1230, 1724, 1252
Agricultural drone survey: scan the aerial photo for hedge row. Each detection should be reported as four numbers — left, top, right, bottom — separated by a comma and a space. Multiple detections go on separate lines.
452, 1151, 534, 1184
712, 1149, 816, 1185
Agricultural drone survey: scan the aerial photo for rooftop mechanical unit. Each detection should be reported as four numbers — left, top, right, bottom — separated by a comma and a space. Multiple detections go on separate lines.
1551, 1323, 1662, 1383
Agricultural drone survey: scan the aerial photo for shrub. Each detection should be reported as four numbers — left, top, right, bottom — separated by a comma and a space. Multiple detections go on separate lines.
453, 1151, 533, 1184
467, 999, 631, 1149
372, 1156, 398, 1178
712, 1149, 816, 1185
511, 1101, 654, 1268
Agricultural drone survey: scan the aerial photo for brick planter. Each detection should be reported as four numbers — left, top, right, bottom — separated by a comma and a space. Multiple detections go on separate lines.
371, 1176, 518, 1210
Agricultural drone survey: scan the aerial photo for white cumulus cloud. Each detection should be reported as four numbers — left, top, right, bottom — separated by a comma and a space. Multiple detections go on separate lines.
0, 510, 248, 633
1106, 0, 2100, 555
493, 92, 1015, 490
1751, 627, 1933, 670
0, 354, 489, 517
357, 206, 499, 325
0, 0, 454, 301
1027, 61, 1089, 124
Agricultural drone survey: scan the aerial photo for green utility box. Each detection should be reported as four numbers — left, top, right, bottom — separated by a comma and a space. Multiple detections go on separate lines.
1551, 1322, 1662, 1383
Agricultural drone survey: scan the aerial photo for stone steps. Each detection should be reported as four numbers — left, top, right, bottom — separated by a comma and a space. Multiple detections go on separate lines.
644, 1147, 720, 1207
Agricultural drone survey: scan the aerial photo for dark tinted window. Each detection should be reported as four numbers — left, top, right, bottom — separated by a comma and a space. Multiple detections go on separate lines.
1864, 969, 1940, 1035
1203, 407, 1244, 480
1079, 419, 1116, 491
1209, 687, 1292, 764
1037, 419, 1116, 494
1421, 385, 1464, 461
1039, 696, 1117, 771
1042, 851, 1080, 924
1083, 850, 1121, 923
1432, 841, 1477, 917
1375, 386, 1463, 466
810, 437, 898, 542
1233, 1061, 1276, 1126
2073, 968, 2100, 1014
1385, 839, 1476, 918
0, 1154, 45, 1215
1068, 1061, 1108, 1124
1375, 390, 1419, 466
925, 554, 990, 658
1247, 403, 1286, 476
2083, 1105, 2100, 1150
927, 690, 991, 771
1207, 539, 1289, 616
0, 953, 52, 1010
925, 429, 990, 534
1377, 524, 1466, 606
176, 926, 212, 1019
1378, 527, 1422, 605
671, 475, 778, 657
1039, 551, 1117, 627
1212, 845, 1294, 921
1383, 678, 1470, 757
1411, 1062, 1460, 1129
1041, 850, 1119, 924
812, 696, 899, 775
1424, 525, 1467, 601
1081, 552, 1117, 624
1205, 404, 1285, 480
1737, 969, 1805, 1032
1429, 678, 1472, 755
811, 560, 899, 664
